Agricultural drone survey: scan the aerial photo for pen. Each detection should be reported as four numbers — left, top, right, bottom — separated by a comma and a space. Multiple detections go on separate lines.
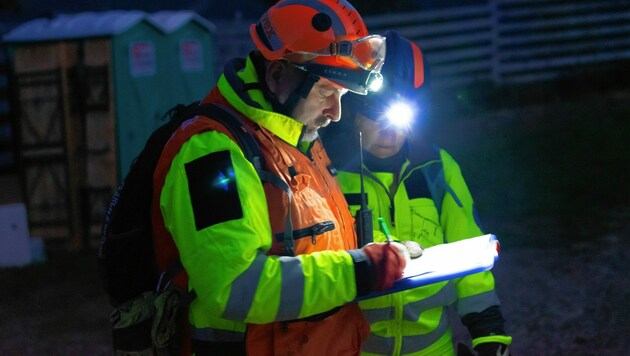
378, 217, 394, 244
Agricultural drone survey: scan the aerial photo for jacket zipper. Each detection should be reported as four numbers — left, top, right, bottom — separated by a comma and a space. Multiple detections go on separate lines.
275, 221, 335, 244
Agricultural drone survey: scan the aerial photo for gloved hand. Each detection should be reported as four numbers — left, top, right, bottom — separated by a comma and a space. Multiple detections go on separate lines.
362, 242, 407, 291
401, 240, 423, 259
455, 343, 475, 356
474, 342, 510, 356
380, 241, 411, 262
463, 306, 511, 355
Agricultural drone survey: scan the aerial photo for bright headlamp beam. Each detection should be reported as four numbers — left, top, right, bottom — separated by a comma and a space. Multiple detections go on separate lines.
385, 101, 413, 128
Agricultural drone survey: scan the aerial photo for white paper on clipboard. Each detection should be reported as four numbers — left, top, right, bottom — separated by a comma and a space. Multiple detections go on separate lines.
356, 234, 500, 301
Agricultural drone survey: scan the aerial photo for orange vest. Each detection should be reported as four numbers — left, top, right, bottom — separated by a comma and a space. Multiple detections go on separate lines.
151, 92, 369, 355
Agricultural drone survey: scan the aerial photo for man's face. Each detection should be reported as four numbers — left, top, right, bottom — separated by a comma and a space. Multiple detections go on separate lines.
290, 78, 348, 142
354, 113, 406, 159
266, 61, 348, 142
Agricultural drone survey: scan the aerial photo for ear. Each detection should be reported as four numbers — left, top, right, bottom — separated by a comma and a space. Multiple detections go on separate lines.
266, 61, 288, 101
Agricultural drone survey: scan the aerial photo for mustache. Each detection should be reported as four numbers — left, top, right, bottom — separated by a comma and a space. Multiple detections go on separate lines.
314, 116, 331, 128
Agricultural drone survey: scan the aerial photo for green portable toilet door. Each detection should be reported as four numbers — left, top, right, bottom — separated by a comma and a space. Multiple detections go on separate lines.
112, 21, 166, 180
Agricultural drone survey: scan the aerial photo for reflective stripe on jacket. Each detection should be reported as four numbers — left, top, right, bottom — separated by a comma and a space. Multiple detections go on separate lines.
151, 55, 369, 355
336, 147, 500, 356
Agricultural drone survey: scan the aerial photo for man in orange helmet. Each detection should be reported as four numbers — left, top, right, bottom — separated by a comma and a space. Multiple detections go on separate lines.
149, 1, 408, 355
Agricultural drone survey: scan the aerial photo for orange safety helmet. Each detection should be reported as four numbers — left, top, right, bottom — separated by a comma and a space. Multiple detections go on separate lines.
250, 0, 385, 94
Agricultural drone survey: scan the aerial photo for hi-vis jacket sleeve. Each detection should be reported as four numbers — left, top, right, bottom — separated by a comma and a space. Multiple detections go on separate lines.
439, 149, 500, 316
159, 130, 358, 325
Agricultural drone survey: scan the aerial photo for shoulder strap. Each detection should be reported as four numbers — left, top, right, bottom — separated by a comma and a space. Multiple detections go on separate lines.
184, 103, 264, 171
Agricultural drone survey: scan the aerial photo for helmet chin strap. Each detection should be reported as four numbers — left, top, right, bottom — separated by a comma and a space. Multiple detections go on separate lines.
248, 52, 321, 117
275, 74, 320, 117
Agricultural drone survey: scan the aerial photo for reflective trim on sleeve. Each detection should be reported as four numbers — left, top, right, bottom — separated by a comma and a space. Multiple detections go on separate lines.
401, 310, 449, 355
402, 281, 457, 322
360, 282, 456, 325
361, 332, 394, 355
472, 335, 513, 348
361, 305, 395, 324
362, 307, 450, 355
275, 256, 305, 320
223, 253, 267, 320
455, 290, 501, 316
192, 326, 245, 342
222, 252, 307, 322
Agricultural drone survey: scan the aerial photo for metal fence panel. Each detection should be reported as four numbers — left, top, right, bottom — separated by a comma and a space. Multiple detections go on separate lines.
211, 1, 630, 88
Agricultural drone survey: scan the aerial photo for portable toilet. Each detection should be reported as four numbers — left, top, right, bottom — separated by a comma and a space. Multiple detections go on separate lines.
148, 11, 217, 109
2, 11, 172, 249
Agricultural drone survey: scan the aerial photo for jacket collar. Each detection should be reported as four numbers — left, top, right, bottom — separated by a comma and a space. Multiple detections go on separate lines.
322, 122, 441, 175
217, 55, 305, 147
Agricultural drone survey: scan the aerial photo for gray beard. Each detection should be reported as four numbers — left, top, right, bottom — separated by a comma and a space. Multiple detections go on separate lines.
301, 128, 319, 142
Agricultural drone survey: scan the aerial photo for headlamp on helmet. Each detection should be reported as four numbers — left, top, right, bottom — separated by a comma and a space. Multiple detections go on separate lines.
367, 72, 384, 92
348, 93, 419, 132
384, 100, 414, 130
345, 30, 432, 130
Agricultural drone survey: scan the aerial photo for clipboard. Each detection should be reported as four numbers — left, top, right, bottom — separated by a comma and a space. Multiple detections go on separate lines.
357, 234, 500, 300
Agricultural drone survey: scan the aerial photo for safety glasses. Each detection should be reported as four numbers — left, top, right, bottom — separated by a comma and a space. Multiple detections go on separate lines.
293, 61, 383, 95
284, 35, 386, 72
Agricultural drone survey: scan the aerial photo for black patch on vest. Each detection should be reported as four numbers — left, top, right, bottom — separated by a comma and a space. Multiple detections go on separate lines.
344, 193, 368, 206
405, 169, 432, 200
185, 151, 242, 230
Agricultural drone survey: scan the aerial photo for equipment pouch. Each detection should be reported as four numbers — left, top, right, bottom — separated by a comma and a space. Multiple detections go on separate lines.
110, 289, 182, 356
152, 288, 182, 349
110, 291, 158, 355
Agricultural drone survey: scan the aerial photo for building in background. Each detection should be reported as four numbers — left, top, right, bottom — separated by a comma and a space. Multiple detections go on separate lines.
2, 10, 217, 250
1, 0, 629, 252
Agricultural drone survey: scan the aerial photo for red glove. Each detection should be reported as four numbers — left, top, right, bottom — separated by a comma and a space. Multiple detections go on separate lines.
362, 243, 407, 291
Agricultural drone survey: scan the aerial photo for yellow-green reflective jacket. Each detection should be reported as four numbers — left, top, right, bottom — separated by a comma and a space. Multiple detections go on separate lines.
336, 146, 500, 356
150, 56, 367, 350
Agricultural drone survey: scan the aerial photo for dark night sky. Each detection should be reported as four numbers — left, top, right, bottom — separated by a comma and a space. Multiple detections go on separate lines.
1, 0, 485, 23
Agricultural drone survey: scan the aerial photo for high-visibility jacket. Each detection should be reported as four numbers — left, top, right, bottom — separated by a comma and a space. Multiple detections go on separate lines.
151, 55, 369, 355
334, 144, 500, 356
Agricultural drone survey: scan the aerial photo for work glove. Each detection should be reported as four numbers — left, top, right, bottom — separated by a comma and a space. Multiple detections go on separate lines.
363, 242, 407, 291
372, 229, 423, 260
401, 240, 423, 259
457, 339, 510, 356
348, 243, 407, 297
462, 306, 512, 355
456, 343, 475, 356
474, 341, 510, 356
